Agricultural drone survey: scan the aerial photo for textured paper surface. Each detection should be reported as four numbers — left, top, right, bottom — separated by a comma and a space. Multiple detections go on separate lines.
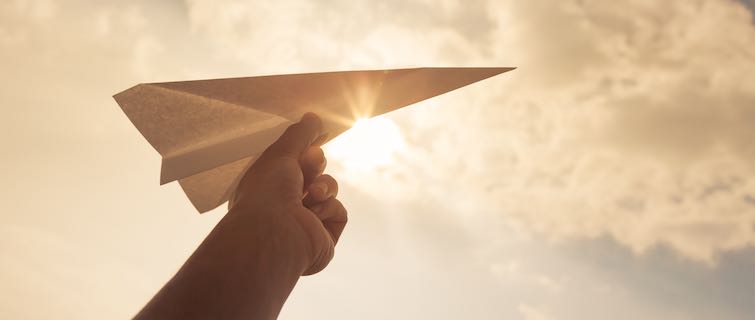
114, 67, 514, 213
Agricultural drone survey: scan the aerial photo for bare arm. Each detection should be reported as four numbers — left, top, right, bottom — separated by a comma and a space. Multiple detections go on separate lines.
135, 113, 347, 319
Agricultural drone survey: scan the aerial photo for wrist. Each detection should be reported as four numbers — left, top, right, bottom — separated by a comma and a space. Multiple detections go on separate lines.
223, 204, 312, 275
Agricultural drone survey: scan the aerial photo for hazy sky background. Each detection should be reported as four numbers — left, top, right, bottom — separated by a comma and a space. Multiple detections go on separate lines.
1, 0, 755, 319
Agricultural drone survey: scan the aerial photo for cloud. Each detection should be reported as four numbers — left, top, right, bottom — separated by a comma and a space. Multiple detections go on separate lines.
518, 303, 554, 320
468, 0, 755, 264
3, 0, 743, 274
182, 0, 499, 70
182, 0, 755, 264
2, 0, 754, 318
4, 0, 751, 285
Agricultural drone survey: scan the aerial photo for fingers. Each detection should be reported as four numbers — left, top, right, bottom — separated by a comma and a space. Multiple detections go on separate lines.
259, 113, 323, 162
299, 146, 326, 189
303, 174, 338, 206
308, 197, 348, 243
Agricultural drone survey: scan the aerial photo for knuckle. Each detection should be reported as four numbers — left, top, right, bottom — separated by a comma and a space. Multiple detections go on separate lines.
334, 199, 348, 220
321, 174, 338, 186
331, 176, 339, 188
320, 173, 334, 182
329, 177, 339, 194
310, 146, 325, 158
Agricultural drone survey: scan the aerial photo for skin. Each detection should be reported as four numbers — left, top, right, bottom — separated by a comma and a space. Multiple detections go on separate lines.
135, 113, 347, 319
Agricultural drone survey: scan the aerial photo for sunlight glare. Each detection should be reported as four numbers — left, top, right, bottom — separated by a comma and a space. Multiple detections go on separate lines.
324, 116, 406, 171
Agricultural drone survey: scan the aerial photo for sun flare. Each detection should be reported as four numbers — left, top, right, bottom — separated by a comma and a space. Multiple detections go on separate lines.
324, 116, 406, 171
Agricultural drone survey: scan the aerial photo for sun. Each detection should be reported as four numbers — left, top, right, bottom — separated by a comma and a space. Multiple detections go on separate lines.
324, 116, 406, 171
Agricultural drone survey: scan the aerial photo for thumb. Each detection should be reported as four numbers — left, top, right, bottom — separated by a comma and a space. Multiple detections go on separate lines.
260, 113, 323, 161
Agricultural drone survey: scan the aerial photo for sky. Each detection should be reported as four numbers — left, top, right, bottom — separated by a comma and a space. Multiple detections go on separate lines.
1, 0, 755, 319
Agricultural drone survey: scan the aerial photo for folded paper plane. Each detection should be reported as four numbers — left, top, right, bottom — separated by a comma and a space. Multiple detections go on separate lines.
114, 67, 514, 213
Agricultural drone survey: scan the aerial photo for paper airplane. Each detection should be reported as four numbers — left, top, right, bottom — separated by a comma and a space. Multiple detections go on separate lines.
114, 67, 514, 213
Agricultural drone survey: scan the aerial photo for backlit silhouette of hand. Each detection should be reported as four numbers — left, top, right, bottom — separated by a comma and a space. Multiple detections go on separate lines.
229, 112, 347, 275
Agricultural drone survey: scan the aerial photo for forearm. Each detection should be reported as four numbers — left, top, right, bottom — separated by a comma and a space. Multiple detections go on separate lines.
135, 208, 310, 320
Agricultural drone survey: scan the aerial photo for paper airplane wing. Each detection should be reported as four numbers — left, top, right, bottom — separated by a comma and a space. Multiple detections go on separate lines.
113, 67, 513, 213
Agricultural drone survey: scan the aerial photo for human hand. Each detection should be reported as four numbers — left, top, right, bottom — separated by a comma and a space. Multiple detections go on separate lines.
136, 113, 348, 319
228, 112, 347, 275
